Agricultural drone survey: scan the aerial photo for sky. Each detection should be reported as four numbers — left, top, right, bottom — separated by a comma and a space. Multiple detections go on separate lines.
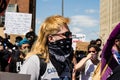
35, 0, 100, 42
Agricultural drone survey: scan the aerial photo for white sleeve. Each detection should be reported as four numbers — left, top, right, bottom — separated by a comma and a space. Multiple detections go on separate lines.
19, 55, 40, 80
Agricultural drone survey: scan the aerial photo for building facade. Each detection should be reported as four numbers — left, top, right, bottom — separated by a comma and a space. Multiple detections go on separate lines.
100, 0, 120, 44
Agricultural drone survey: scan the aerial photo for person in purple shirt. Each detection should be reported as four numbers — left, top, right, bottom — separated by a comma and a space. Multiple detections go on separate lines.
101, 23, 120, 80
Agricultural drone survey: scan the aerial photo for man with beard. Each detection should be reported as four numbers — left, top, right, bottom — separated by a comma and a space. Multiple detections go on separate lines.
19, 15, 74, 80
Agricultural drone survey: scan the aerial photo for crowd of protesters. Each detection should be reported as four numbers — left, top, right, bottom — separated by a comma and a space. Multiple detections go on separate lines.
72, 38, 102, 80
1, 15, 120, 80
0, 29, 105, 80
0, 31, 37, 73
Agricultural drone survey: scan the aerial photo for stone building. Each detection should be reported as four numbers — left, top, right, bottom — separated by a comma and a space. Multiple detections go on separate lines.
100, 0, 120, 44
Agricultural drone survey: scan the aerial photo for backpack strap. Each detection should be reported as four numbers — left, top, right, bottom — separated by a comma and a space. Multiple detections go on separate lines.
36, 54, 47, 80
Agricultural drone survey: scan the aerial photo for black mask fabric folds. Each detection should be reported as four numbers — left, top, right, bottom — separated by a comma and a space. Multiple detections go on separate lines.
48, 38, 74, 64
48, 38, 73, 77
48, 38, 73, 55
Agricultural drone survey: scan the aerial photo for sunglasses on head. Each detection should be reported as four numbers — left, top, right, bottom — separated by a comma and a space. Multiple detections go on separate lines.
52, 31, 72, 38
88, 51, 96, 53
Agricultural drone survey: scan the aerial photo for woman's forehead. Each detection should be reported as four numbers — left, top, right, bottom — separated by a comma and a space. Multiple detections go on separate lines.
89, 47, 96, 50
58, 26, 69, 33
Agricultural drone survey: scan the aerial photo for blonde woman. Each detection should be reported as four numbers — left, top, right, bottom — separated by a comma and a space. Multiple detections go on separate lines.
19, 15, 74, 80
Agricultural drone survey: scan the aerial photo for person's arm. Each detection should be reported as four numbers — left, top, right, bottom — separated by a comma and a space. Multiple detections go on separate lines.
72, 68, 76, 80
74, 53, 94, 71
72, 53, 94, 80
72, 55, 77, 66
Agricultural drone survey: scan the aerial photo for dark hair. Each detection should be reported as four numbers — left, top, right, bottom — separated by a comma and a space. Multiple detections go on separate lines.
75, 51, 86, 62
116, 34, 120, 39
0, 36, 4, 46
0, 36, 4, 42
25, 31, 37, 47
90, 40, 96, 45
15, 36, 23, 42
87, 44, 100, 54
96, 38, 102, 42
25, 31, 36, 39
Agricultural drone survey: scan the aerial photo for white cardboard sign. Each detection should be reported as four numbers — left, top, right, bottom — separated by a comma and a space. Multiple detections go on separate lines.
5, 12, 32, 35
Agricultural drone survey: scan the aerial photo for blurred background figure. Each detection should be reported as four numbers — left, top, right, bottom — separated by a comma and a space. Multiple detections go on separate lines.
90, 40, 96, 45
14, 36, 23, 47
8, 38, 30, 73
96, 38, 102, 48
73, 44, 100, 80
0, 36, 12, 72
96, 38, 102, 60
18, 38, 30, 55
25, 31, 37, 49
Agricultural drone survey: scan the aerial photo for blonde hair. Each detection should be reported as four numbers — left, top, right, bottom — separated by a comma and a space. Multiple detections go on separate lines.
26, 15, 70, 62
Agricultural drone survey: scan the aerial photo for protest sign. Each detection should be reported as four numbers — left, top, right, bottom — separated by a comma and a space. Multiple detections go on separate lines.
5, 12, 32, 35
0, 72, 30, 80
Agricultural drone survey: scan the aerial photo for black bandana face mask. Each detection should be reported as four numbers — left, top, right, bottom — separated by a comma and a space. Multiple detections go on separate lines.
48, 38, 73, 77
49, 38, 73, 54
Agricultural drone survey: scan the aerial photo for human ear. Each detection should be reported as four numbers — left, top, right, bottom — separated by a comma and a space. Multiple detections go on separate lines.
48, 35, 55, 42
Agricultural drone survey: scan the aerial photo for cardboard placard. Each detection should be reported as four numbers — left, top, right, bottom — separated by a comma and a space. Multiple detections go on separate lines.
5, 12, 32, 35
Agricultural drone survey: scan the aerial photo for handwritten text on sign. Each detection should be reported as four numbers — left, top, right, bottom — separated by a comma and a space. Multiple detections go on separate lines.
5, 12, 32, 35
